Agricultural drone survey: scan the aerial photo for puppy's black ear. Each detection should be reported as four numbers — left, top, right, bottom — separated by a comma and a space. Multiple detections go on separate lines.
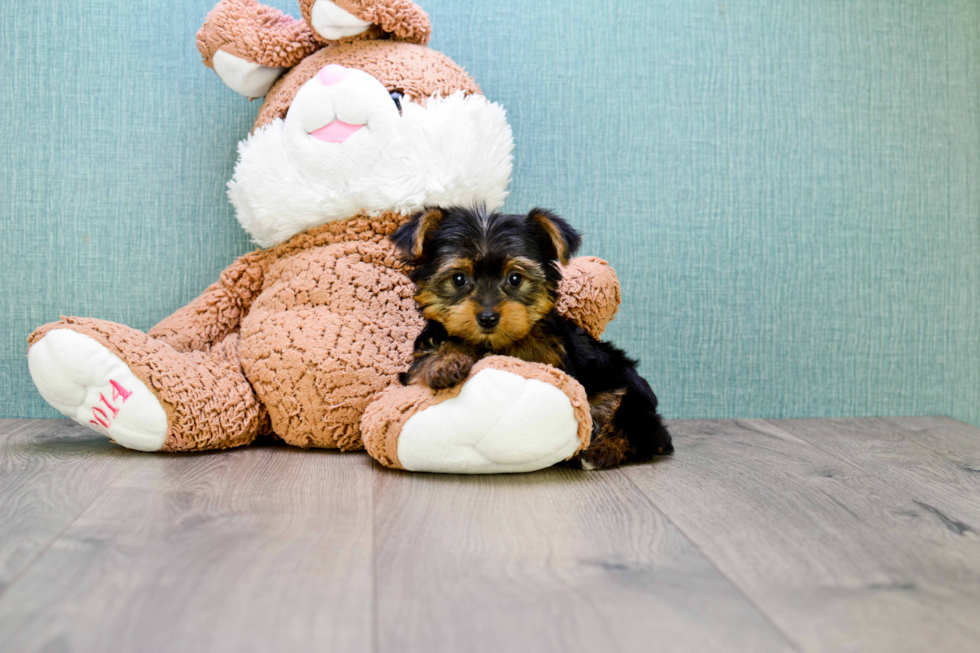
392, 207, 445, 262
528, 208, 582, 265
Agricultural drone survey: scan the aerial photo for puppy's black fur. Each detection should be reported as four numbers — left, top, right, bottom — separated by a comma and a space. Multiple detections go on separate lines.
392, 206, 672, 469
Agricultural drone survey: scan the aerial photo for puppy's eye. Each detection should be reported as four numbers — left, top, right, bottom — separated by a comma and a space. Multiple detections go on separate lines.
507, 273, 523, 287
451, 273, 467, 288
390, 91, 403, 114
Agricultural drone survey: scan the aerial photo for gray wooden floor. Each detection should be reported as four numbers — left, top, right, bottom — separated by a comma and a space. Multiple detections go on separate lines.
1, 417, 979, 652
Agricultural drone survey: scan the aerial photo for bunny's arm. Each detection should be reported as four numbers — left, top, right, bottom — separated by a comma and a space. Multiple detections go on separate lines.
556, 257, 622, 339
148, 250, 268, 353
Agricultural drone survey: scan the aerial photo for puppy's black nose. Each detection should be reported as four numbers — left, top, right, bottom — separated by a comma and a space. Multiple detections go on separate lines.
477, 310, 500, 329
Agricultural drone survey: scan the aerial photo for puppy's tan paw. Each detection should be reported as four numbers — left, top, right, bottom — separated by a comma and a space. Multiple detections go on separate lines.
423, 356, 474, 390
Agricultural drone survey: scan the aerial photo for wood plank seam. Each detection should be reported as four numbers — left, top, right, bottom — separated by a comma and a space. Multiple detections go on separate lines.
0, 460, 148, 606
614, 468, 805, 653
755, 418, 980, 528
621, 418, 980, 652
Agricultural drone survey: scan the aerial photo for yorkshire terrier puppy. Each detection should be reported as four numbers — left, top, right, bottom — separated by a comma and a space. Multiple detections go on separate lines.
391, 206, 672, 470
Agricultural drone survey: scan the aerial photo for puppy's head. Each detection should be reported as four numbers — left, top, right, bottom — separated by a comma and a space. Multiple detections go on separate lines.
393, 206, 582, 348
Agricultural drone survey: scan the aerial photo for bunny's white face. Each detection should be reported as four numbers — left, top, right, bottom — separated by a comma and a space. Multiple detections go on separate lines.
283, 65, 402, 180
229, 65, 514, 247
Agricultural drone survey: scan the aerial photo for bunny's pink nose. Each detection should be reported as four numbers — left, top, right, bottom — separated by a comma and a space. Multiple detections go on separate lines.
317, 64, 350, 86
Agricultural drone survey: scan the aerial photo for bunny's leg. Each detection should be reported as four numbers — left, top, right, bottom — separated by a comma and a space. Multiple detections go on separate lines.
362, 357, 592, 474
28, 318, 265, 452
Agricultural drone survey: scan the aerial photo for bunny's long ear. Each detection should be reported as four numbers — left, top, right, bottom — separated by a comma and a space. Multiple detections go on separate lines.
198, 0, 319, 98
391, 208, 446, 262
528, 209, 582, 265
299, 0, 432, 46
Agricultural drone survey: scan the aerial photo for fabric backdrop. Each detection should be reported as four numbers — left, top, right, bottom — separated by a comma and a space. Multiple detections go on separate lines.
2, 0, 978, 426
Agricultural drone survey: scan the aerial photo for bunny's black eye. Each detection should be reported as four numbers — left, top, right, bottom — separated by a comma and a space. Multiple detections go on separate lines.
507, 273, 523, 287
390, 91, 403, 114
452, 273, 467, 288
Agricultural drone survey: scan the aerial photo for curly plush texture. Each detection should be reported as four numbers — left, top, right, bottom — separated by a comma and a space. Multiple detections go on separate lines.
197, 0, 431, 70
255, 40, 480, 129
29, 320, 267, 452
556, 257, 621, 340
362, 356, 593, 469
238, 215, 421, 450
147, 215, 406, 352
198, 0, 320, 69
152, 213, 418, 450
298, 0, 431, 45
29, 212, 621, 454
148, 250, 268, 353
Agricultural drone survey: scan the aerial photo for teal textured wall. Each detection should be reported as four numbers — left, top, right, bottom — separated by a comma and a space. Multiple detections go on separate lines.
2, 1, 979, 424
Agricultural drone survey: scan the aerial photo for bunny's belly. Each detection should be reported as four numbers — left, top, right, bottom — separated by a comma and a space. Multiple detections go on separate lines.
240, 240, 423, 449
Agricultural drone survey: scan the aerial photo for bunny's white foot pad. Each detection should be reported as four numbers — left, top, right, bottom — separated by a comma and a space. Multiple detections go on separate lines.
28, 330, 168, 452
397, 368, 581, 474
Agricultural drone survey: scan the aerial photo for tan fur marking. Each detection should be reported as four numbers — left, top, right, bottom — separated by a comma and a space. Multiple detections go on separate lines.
500, 323, 566, 368
435, 257, 474, 278
529, 210, 571, 264
428, 298, 552, 351
589, 390, 625, 436
578, 435, 632, 470
525, 289, 555, 324
406, 340, 477, 389
576, 389, 630, 469
505, 257, 543, 275
437, 300, 487, 346
490, 300, 533, 348
411, 208, 445, 259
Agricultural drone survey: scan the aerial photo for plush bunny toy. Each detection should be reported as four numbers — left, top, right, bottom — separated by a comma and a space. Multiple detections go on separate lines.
26, 0, 622, 473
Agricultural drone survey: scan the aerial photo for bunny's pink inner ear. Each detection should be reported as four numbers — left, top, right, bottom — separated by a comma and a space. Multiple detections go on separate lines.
299, 0, 431, 46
